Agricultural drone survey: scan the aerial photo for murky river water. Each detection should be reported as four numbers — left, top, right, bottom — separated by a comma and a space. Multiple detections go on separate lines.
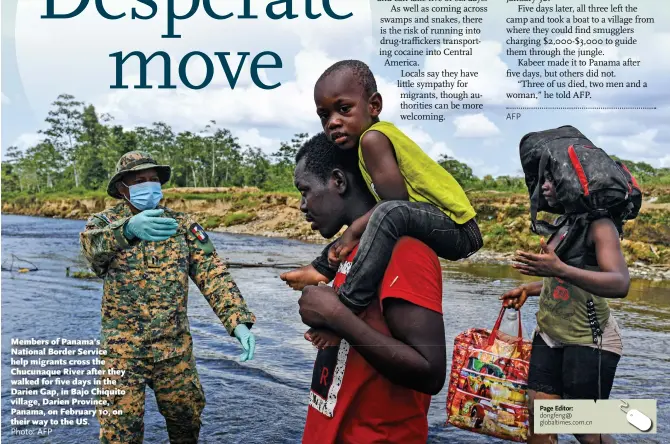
2, 215, 668, 443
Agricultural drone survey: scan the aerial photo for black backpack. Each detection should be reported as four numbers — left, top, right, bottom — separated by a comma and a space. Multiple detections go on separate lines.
519, 125, 642, 235
615, 160, 643, 220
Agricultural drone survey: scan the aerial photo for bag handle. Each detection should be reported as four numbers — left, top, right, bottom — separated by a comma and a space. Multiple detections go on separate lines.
487, 303, 524, 347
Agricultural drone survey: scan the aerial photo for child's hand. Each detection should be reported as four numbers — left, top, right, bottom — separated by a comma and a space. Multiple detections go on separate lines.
338, 227, 362, 261
327, 227, 361, 267
327, 242, 341, 268
280, 265, 329, 291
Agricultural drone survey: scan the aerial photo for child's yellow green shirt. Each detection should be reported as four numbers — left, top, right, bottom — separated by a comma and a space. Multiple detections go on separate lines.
358, 121, 476, 224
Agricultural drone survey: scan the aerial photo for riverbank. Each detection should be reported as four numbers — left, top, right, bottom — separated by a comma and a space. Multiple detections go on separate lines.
3, 187, 669, 280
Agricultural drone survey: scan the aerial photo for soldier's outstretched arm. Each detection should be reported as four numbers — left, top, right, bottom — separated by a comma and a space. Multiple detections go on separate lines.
185, 219, 256, 336
79, 214, 135, 278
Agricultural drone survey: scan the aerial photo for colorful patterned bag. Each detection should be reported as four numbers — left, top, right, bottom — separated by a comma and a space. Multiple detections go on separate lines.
446, 307, 533, 442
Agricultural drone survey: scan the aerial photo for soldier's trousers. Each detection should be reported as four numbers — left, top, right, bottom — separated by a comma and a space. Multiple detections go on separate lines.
97, 352, 205, 444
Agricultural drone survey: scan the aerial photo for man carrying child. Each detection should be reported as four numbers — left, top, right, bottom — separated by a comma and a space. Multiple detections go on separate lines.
291, 133, 448, 443
282, 60, 483, 347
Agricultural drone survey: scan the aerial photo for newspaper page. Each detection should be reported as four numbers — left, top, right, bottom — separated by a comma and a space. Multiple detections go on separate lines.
1, 1, 668, 442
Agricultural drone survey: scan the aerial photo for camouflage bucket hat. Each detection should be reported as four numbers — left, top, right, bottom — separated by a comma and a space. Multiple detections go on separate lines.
107, 151, 171, 198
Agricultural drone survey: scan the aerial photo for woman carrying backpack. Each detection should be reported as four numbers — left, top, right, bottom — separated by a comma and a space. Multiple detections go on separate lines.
501, 127, 635, 444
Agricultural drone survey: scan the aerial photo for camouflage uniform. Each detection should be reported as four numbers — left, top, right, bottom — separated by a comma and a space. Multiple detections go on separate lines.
80, 152, 256, 444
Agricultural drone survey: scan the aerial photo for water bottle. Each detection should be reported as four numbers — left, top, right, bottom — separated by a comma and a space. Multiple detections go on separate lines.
499, 309, 519, 337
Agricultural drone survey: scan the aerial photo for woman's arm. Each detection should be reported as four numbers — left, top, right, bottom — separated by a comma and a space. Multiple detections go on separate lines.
520, 281, 544, 296
558, 218, 630, 298
514, 218, 630, 298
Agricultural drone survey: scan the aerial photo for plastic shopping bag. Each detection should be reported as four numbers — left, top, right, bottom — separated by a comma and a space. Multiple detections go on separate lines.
445, 306, 533, 442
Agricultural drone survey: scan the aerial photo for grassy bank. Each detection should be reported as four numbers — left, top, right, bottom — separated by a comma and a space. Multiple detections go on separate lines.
3, 187, 670, 269
468, 191, 670, 266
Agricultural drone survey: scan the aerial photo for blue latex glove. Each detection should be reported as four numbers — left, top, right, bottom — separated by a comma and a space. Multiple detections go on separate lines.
124, 209, 178, 242
233, 324, 256, 362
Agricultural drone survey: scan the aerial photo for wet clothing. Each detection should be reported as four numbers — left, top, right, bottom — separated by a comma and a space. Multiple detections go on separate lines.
80, 203, 255, 443
303, 238, 443, 444
97, 351, 205, 444
535, 218, 613, 346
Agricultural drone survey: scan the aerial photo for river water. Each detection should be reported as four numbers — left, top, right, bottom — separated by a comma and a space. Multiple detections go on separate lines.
1, 215, 668, 443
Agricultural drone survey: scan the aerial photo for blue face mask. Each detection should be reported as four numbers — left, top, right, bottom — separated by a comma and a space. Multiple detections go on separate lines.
123, 181, 163, 210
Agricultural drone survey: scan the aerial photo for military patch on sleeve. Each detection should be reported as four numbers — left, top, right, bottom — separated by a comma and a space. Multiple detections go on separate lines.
190, 223, 209, 243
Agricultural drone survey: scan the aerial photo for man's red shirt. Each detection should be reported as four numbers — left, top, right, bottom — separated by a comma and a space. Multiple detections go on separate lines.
302, 237, 443, 443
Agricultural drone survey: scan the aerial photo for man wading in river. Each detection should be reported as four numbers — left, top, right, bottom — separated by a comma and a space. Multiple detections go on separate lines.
283, 134, 447, 443
80, 151, 257, 444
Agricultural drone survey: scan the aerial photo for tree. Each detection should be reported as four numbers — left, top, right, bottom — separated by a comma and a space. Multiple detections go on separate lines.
495, 175, 525, 190
270, 133, 309, 190
11, 92, 594, 195
39, 94, 84, 187
272, 132, 309, 166
437, 155, 477, 185
104, 125, 139, 175
26, 141, 63, 191
78, 105, 109, 189
482, 174, 496, 189
201, 121, 242, 187
4, 146, 25, 191
174, 131, 208, 187
241, 147, 271, 188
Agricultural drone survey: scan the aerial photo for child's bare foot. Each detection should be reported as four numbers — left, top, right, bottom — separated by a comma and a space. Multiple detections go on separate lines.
280, 265, 329, 291
305, 328, 342, 349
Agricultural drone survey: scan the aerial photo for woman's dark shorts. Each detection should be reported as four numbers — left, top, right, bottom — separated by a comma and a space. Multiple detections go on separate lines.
527, 333, 620, 400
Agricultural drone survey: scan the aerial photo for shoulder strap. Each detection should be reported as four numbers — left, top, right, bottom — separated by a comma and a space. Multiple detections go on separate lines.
552, 213, 591, 268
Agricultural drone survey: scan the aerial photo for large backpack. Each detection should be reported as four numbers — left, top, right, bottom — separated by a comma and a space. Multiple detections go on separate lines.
519, 125, 642, 235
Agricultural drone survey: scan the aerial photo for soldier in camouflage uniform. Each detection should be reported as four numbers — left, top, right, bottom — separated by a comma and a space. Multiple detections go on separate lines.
80, 151, 257, 444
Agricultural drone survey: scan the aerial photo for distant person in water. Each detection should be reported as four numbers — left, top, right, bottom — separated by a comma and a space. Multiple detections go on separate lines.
281, 59, 483, 348
292, 133, 447, 443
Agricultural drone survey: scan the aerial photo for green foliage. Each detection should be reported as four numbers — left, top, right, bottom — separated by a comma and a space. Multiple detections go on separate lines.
176, 192, 234, 201
200, 216, 225, 230
437, 155, 476, 185
3, 188, 107, 202
4, 94, 668, 200
611, 155, 670, 186
223, 212, 257, 226
1, 95, 311, 195
435, 155, 527, 192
